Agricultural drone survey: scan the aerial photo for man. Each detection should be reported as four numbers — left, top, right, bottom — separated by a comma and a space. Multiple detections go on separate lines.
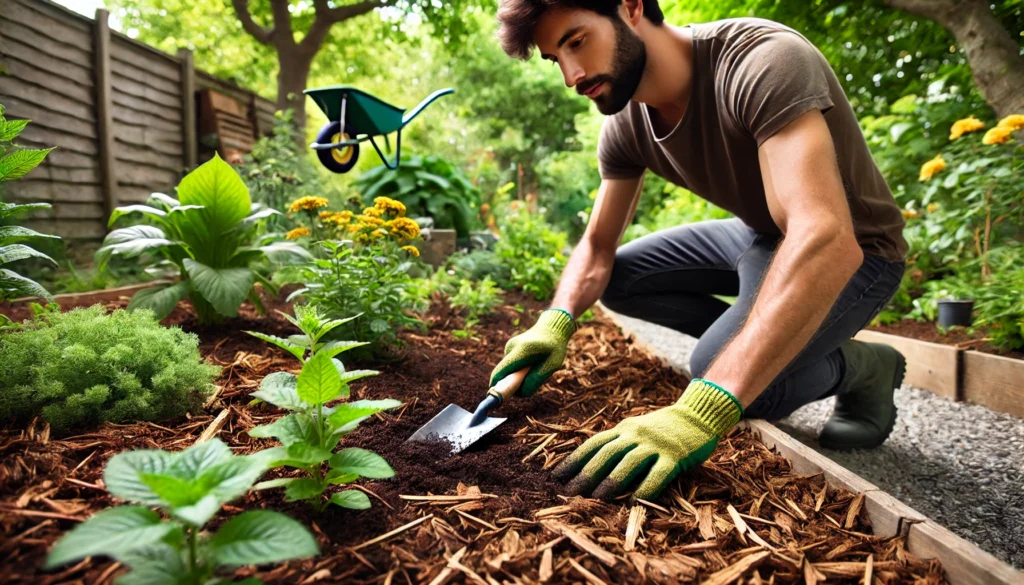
487, 0, 909, 502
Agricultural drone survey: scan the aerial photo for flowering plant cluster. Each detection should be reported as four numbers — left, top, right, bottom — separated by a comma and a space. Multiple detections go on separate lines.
285, 196, 422, 260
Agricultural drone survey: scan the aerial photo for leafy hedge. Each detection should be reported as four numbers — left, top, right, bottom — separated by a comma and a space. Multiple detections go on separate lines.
0, 306, 219, 433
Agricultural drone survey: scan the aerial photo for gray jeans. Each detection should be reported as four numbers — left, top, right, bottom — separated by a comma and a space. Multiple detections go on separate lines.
600, 218, 905, 420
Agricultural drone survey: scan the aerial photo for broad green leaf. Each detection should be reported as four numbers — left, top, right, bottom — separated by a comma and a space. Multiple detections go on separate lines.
240, 206, 280, 228
248, 413, 318, 447
329, 490, 371, 510
107, 204, 169, 228
0, 225, 61, 246
251, 372, 310, 411
184, 259, 254, 317
210, 510, 318, 566
45, 507, 175, 569
297, 351, 342, 404
327, 399, 402, 433
284, 478, 326, 501
0, 244, 56, 267
324, 470, 359, 485
127, 282, 191, 320
320, 340, 370, 359
169, 439, 235, 480
283, 443, 333, 465
147, 192, 181, 209
177, 153, 251, 239
337, 369, 380, 386
115, 544, 189, 585
96, 226, 176, 270
102, 450, 171, 505
254, 241, 312, 264
0, 147, 53, 182
0, 201, 50, 220
314, 314, 360, 339
329, 448, 395, 479
253, 477, 296, 491
170, 494, 222, 527
139, 474, 206, 507
245, 331, 305, 361
0, 118, 29, 141
0, 268, 52, 301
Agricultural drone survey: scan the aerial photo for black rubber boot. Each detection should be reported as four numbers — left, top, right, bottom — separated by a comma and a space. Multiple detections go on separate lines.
818, 340, 905, 451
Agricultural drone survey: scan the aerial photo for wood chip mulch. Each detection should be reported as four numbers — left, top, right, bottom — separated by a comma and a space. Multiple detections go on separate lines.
0, 293, 949, 584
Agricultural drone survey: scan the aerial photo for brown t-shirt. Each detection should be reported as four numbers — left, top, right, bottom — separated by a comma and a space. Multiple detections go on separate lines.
598, 17, 907, 262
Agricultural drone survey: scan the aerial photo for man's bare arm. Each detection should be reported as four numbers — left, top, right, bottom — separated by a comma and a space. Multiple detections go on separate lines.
704, 109, 864, 407
550, 175, 645, 318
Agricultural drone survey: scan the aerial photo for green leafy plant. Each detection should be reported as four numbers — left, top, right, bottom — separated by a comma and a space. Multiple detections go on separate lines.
95, 154, 311, 324
246, 305, 401, 511
446, 249, 511, 287
449, 276, 502, 330
494, 203, 567, 301
45, 438, 318, 584
0, 104, 61, 307
0, 306, 220, 433
282, 239, 426, 359
355, 154, 480, 241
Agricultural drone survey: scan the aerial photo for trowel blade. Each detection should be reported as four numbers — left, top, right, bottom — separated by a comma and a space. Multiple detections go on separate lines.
407, 403, 507, 454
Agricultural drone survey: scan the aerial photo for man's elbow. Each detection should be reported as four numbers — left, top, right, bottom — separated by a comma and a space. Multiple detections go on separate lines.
796, 221, 863, 277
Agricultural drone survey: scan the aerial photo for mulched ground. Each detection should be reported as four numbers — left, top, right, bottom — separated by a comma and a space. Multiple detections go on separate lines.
869, 320, 1024, 360
1, 290, 949, 584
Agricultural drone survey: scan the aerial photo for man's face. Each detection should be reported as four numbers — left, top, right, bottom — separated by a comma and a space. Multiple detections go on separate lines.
534, 6, 647, 115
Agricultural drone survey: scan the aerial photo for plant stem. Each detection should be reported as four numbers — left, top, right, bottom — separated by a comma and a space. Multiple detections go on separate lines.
188, 527, 198, 576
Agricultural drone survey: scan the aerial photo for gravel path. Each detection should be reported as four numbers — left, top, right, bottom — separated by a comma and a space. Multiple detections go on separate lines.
597, 303, 1024, 569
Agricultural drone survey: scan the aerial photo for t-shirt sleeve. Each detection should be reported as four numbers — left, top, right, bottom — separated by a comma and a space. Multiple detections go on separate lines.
597, 115, 646, 180
722, 31, 835, 146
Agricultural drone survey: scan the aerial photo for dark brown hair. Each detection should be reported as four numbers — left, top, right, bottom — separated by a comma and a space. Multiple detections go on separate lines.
497, 0, 665, 59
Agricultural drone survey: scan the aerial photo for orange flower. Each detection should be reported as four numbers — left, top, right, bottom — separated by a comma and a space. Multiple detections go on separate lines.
918, 154, 945, 182
982, 126, 1012, 145
286, 227, 311, 240
949, 116, 985, 140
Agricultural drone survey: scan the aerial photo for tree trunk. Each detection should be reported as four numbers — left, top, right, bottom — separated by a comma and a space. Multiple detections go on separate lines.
884, 0, 1024, 118
276, 47, 314, 133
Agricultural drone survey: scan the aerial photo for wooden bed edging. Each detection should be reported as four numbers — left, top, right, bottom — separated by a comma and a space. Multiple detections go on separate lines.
855, 329, 1024, 419
7, 280, 172, 307
598, 308, 1023, 584
741, 420, 1023, 585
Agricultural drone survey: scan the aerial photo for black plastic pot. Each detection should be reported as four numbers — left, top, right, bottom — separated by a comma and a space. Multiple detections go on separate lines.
937, 299, 974, 328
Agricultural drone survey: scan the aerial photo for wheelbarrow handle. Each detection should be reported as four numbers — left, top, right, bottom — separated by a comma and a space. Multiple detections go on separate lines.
487, 367, 530, 405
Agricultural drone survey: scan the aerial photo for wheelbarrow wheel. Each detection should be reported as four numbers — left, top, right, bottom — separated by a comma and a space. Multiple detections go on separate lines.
315, 121, 359, 173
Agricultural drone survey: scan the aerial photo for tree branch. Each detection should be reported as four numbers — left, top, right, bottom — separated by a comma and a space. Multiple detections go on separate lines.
230, 0, 273, 45
300, 0, 392, 58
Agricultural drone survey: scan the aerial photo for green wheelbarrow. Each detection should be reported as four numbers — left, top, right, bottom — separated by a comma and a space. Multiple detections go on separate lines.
304, 85, 455, 173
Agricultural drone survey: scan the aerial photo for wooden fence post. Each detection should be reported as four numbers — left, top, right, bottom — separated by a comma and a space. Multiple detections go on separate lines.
93, 8, 118, 223
178, 48, 197, 172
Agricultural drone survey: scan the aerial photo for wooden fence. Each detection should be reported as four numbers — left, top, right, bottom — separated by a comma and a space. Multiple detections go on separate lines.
0, 0, 278, 240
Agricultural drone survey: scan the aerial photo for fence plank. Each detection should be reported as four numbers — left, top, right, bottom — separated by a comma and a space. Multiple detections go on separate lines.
109, 35, 181, 85
93, 8, 118, 219
179, 49, 197, 170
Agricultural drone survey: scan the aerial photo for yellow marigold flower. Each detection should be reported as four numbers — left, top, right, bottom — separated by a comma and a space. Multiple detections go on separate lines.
338, 210, 354, 220
926, 203, 940, 213
401, 245, 420, 257
919, 154, 945, 182
374, 196, 407, 217
949, 116, 985, 140
389, 217, 420, 240
901, 209, 919, 219
288, 196, 329, 213
286, 227, 311, 240
346, 223, 361, 233
318, 210, 334, 220
982, 126, 1013, 145
358, 215, 385, 227
362, 206, 383, 218
372, 228, 388, 239
996, 114, 1024, 131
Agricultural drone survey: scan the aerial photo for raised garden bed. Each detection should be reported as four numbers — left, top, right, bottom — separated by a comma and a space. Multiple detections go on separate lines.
868, 320, 1023, 361
0, 292, 977, 584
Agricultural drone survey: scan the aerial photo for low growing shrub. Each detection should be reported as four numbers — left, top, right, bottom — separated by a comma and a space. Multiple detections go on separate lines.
494, 202, 567, 301
46, 438, 318, 583
0, 306, 220, 433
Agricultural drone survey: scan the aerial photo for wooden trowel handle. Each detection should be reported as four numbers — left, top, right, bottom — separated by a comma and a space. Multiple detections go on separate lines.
488, 367, 530, 405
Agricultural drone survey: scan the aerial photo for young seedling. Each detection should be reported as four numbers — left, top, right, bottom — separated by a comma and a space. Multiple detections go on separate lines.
449, 276, 502, 337
45, 438, 318, 584
246, 306, 401, 511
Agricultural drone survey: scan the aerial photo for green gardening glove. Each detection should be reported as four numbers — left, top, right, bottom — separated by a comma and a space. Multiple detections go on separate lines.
553, 379, 743, 501
489, 308, 577, 397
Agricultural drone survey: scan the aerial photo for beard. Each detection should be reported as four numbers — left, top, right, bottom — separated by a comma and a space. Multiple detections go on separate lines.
578, 18, 647, 115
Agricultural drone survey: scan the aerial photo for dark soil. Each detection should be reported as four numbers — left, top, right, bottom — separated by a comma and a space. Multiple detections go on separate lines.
1, 289, 949, 584
869, 319, 1024, 360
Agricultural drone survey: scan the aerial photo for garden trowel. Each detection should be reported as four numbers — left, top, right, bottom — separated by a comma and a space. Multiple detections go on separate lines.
407, 367, 530, 455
